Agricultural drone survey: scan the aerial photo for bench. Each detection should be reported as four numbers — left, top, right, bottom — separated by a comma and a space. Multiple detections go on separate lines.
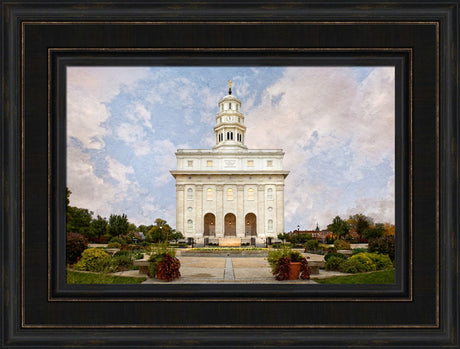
308, 261, 323, 275
133, 259, 150, 275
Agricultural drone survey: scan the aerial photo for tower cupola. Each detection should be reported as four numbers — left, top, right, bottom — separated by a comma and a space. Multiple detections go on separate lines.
213, 80, 247, 151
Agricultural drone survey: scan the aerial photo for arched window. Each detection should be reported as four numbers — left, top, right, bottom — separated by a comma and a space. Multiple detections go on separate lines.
207, 188, 213, 200
267, 188, 273, 200
227, 132, 230, 140
229, 102, 232, 110
187, 188, 193, 200
248, 188, 254, 200
236, 104, 239, 111
187, 219, 193, 231
227, 188, 233, 200
268, 219, 273, 232
230, 132, 234, 140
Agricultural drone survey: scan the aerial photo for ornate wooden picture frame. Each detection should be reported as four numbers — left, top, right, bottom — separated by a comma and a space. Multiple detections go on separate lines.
2, 1, 458, 348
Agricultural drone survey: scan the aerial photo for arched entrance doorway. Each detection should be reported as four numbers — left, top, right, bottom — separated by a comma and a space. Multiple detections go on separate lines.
203, 213, 215, 237
245, 213, 257, 237
224, 213, 236, 236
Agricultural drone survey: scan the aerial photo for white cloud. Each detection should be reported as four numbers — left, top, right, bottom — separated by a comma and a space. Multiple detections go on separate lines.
66, 67, 150, 149
151, 139, 178, 186
67, 147, 116, 217
243, 67, 395, 229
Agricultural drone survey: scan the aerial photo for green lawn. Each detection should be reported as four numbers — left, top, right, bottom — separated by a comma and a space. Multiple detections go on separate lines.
312, 269, 395, 284
67, 270, 147, 284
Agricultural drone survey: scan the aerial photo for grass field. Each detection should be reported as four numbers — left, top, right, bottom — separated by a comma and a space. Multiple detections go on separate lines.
312, 269, 395, 284
67, 270, 147, 284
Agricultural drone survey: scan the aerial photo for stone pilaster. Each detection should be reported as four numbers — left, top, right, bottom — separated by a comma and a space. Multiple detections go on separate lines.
176, 185, 185, 235
195, 185, 203, 239
276, 184, 285, 235
215, 185, 224, 237
257, 185, 265, 237
236, 185, 245, 237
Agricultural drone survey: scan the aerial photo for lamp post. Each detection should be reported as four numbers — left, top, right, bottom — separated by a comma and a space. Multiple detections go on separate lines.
297, 225, 300, 234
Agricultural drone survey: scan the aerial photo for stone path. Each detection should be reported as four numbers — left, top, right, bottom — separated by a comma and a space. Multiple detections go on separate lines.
224, 258, 235, 280
110, 253, 352, 284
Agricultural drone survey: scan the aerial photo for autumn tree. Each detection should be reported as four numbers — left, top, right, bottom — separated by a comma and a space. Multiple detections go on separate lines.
383, 223, 395, 236
347, 214, 374, 239
362, 223, 385, 240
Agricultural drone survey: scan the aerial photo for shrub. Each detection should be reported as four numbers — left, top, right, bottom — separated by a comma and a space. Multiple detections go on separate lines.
325, 256, 346, 271
107, 242, 121, 249
111, 254, 133, 271
368, 235, 395, 261
273, 256, 291, 280
156, 254, 181, 281
73, 248, 113, 272
327, 246, 337, 253
66, 232, 88, 265
121, 244, 142, 251
365, 252, 393, 270
267, 245, 294, 272
334, 239, 351, 250
340, 253, 376, 273
268, 245, 310, 280
300, 258, 311, 280
147, 243, 177, 278
351, 248, 368, 256
324, 252, 347, 262
108, 236, 127, 245
304, 239, 319, 251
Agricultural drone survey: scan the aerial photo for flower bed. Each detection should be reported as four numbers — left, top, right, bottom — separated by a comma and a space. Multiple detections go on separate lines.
182, 247, 268, 257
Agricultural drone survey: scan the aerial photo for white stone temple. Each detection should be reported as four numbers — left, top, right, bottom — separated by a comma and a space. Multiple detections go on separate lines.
170, 81, 289, 246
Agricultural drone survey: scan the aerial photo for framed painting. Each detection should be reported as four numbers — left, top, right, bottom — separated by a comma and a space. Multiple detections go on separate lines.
1, 1, 458, 348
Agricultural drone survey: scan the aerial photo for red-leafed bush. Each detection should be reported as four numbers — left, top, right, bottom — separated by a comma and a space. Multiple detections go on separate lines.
273, 256, 291, 280
66, 232, 88, 265
156, 254, 181, 281
300, 257, 311, 280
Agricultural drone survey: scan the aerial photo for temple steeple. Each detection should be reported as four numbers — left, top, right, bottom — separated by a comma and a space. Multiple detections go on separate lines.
213, 81, 247, 151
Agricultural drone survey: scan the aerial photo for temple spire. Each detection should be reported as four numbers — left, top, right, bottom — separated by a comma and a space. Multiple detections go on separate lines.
228, 80, 232, 95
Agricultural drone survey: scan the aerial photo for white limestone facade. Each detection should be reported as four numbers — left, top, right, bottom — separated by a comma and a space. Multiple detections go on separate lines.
170, 82, 289, 245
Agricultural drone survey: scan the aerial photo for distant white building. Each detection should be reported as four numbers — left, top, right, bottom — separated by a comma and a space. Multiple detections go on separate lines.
170, 82, 289, 245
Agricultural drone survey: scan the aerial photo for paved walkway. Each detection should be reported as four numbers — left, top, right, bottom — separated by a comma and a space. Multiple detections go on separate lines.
111, 253, 351, 284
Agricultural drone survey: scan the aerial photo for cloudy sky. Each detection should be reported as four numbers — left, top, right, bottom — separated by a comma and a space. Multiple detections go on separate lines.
67, 66, 395, 232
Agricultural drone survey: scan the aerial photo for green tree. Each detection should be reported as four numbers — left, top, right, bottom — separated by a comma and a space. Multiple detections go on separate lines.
362, 223, 385, 240
277, 232, 290, 244
291, 233, 312, 244
138, 225, 153, 235
66, 206, 93, 236
90, 215, 108, 239
169, 231, 185, 244
108, 214, 129, 238
327, 216, 350, 240
146, 218, 173, 243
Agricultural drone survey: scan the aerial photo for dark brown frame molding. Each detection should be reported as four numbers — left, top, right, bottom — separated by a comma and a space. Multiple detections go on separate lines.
2, 2, 458, 348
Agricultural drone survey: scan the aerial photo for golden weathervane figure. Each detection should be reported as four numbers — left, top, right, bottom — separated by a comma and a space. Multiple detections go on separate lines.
228, 79, 232, 95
